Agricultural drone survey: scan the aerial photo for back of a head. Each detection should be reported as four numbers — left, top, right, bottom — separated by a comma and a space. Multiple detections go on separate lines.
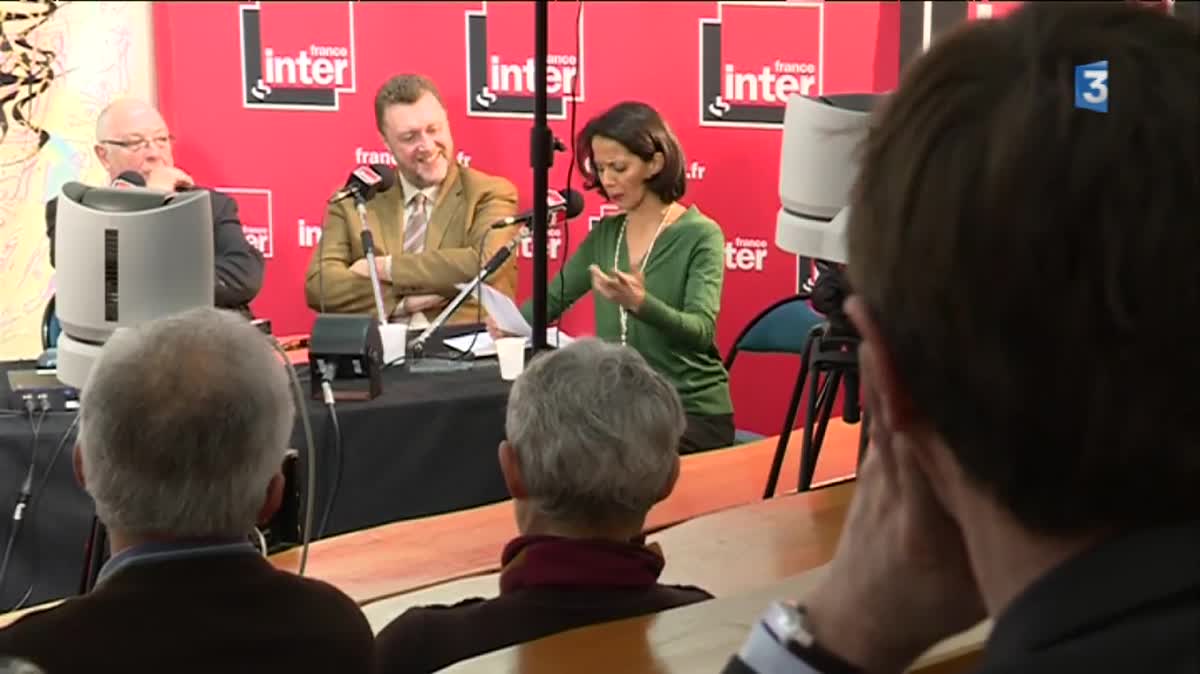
79, 307, 294, 538
847, 2, 1200, 535
506, 339, 686, 527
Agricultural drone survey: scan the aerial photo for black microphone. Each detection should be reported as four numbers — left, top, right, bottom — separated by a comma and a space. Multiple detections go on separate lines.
111, 170, 146, 188
329, 164, 396, 204
317, 164, 395, 314
480, 189, 585, 274
490, 188, 586, 229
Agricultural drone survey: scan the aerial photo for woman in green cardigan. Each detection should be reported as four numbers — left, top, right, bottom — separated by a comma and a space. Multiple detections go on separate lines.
490, 101, 734, 453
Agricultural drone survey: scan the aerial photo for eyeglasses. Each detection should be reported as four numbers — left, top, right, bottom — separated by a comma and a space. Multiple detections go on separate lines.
100, 135, 175, 152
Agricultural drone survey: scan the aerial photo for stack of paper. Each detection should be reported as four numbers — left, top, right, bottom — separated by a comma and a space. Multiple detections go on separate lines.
444, 283, 575, 357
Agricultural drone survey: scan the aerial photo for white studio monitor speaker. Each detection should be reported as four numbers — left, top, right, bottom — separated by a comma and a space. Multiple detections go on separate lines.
54, 182, 214, 389
776, 93, 881, 265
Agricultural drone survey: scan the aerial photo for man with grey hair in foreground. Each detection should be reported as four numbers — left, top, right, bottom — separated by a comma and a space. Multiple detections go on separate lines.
375, 338, 714, 673
0, 308, 374, 673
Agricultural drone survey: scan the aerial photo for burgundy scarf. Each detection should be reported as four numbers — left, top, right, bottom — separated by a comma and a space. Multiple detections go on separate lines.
498, 535, 667, 595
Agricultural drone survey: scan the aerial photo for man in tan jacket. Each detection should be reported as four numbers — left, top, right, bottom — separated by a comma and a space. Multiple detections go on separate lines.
305, 74, 519, 326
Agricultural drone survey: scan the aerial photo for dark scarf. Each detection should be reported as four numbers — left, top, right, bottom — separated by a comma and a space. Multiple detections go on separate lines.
498, 535, 667, 595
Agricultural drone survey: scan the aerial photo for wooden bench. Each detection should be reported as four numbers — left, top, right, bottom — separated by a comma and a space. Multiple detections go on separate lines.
271, 421, 863, 604
443, 566, 989, 674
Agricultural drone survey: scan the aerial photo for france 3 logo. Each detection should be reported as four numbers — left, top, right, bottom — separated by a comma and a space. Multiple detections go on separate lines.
1074, 60, 1108, 113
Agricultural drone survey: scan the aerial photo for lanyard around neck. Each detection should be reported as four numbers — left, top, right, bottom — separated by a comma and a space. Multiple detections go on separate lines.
614, 208, 671, 345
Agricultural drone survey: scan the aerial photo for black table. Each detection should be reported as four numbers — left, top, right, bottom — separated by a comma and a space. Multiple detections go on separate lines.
0, 335, 514, 610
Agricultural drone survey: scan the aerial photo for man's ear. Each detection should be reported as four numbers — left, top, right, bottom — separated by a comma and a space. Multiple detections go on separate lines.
94, 144, 110, 171
73, 445, 86, 490
657, 455, 680, 503
257, 472, 285, 526
498, 440, 529, 500
845, 295, 918, 432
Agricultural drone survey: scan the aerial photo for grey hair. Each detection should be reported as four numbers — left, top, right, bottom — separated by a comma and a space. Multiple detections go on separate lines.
78, 307, 294, 538
505, 338, 687, 527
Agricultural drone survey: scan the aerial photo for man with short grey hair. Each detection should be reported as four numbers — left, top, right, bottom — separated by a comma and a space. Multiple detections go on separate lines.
375, 338, 713, 673
0, 308, 374, 673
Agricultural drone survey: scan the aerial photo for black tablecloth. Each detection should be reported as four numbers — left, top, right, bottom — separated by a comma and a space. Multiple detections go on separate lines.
0, 332, 513, 609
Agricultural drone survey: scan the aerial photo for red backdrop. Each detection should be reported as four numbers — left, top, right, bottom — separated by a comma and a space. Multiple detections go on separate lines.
152, 0, 903, 435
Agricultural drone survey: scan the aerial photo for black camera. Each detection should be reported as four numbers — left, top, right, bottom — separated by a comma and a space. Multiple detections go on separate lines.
808, 260, 857, 340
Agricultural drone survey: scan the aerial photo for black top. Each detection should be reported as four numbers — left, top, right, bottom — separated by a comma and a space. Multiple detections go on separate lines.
45, 188, 265, 311
0, 552, 376, 673
722, 520, 1200, 673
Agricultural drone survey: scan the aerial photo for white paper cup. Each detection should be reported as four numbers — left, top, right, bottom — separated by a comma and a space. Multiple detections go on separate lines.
379, 323, 408, 366
495, 337, 527, 381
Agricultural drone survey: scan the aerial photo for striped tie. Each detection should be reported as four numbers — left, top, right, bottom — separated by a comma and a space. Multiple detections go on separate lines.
403, 193, 428, 254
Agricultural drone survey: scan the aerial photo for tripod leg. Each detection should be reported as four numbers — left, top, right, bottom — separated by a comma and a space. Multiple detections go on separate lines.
797, 363, 831, 493
802, 371, 841, 492
763, 342, 812, 499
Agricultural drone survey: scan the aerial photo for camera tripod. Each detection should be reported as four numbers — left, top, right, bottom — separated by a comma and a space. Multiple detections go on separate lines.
763, 321, 871, 497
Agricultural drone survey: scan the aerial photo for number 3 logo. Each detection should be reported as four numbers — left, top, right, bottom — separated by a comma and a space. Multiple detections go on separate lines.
1082, 70, 1108, 104
1075, 60, 1109, 112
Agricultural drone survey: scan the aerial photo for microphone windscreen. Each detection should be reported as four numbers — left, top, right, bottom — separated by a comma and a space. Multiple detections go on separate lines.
369, 164, 397, 192
112, 170, 146, 188
560, 188, 586, 218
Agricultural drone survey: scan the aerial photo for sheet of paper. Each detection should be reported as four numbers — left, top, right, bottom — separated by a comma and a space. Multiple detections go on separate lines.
443, 328, 576, 358
455, 283, 530, 336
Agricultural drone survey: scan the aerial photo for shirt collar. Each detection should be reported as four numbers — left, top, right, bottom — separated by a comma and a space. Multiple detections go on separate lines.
97, 538, 259, 587
398, 172, 438, 210
985, 520, 1200, 660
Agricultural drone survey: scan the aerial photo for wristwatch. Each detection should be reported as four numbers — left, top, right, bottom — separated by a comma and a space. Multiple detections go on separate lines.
760, 601, 864, 674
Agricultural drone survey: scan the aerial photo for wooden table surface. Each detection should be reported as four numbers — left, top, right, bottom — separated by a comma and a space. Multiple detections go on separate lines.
271, 421, 863, 604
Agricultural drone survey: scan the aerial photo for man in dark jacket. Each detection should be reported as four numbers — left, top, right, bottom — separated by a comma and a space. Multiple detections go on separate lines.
723, 3, 1200, 674
46, 98, 264, 314
0, 307, 374, 673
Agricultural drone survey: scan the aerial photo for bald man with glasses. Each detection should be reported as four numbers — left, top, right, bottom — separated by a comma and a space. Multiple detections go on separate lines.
45, 98, 265, 315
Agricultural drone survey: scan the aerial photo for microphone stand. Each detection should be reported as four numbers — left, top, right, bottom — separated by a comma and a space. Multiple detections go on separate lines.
359, 221, 389, 325
530, 0, 551, 354
409, 225, 531, 358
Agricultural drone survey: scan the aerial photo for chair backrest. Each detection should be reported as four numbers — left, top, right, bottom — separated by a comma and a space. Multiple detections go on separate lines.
729, 295, 824, 361
42, 295, 60, 350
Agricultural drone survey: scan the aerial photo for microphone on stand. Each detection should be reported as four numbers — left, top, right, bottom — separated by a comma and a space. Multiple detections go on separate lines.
360, 230, 390, 326
409, 188, 585, 357
316, 164, 396, 314
111, 170, 147, 188
489, 188, 574, 229
329, 164, 394, 205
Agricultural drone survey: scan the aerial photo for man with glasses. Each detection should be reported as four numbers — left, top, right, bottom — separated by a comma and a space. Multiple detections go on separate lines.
304, 74, 519, 326
45, 98, 265, 316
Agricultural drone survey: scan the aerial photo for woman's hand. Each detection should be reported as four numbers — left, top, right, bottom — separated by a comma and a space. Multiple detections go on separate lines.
589, 264, 646, 311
